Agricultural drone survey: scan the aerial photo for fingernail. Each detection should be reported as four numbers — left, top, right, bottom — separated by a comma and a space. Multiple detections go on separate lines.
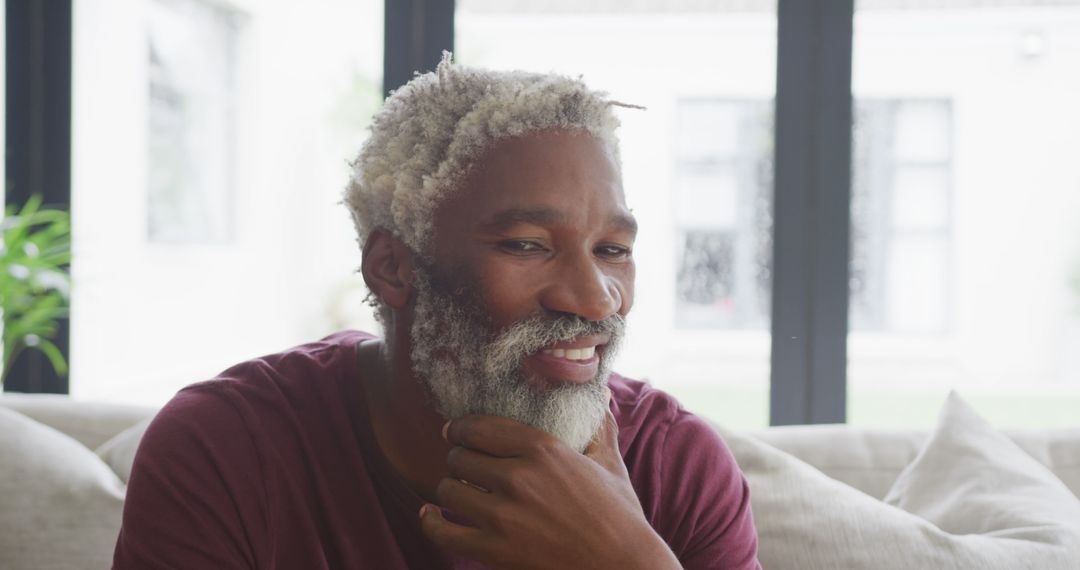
419, 504, 429, 518
442, 421, 450, 441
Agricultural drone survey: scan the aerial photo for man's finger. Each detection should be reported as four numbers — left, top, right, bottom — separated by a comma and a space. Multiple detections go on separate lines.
583, 387, 626, 475
419, 503, 489, 559
446, 446, 506, 493
434, 476, 498, 524
445, 415, 555, 458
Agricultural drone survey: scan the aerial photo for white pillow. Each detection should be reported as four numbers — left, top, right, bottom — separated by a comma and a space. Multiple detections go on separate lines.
885, 392, 1080, 540
0, 405, 125, 570
721, 393, 1080, 570
95, 417, 152, 485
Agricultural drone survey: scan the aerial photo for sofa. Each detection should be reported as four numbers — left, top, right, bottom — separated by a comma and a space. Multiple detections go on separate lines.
2, 391, 1078, 569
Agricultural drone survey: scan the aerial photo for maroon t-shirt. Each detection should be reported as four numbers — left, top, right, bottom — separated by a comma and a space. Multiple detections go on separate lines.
113, 331, 759, 569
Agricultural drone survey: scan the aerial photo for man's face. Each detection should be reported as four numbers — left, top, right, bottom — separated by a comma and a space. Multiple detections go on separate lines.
409, 129, 636, 451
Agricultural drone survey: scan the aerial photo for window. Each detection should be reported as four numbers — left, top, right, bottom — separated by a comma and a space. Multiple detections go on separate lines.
146, 0, 240, 244
850, 100, 952, 333
848, 1, 1080, 428
33, 0, 1077, 426
672, 98, 954, 333
674, 100, 773, 329
71, 0, 383, 404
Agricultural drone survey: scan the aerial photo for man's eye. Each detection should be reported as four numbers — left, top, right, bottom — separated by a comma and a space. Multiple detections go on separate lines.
499, 240, 547, 254
595, 244, 632, 259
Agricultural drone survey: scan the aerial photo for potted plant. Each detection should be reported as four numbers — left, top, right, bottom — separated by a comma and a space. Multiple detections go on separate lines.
0, 195, 71, 385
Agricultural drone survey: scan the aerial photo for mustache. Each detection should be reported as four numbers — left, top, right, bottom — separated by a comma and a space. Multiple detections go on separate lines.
485, 312, 627, 371
413, 262, 626, 369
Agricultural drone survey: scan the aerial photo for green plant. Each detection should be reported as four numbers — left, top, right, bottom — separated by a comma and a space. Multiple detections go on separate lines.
0, 195, 71, 384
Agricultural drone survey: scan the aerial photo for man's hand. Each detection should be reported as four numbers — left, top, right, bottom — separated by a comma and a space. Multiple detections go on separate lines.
418, 396, 682, 570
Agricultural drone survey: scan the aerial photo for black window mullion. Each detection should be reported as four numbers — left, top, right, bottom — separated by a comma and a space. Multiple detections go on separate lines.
384, 0, 455, 98
770, 0, 854, 425
4, 0, 73, 394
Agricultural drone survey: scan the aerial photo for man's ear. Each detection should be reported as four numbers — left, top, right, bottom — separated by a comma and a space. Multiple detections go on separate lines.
361, 228, 416, 311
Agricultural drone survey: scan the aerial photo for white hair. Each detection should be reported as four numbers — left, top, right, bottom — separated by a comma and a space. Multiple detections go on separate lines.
343, 52, 624, 256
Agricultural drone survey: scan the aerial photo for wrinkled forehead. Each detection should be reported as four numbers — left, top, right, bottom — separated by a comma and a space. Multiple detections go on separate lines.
432, 129, 632, 241
464, 128, 621, 192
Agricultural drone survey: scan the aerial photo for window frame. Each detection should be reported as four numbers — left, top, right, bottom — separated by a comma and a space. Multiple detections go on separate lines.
6, 0, 858, 429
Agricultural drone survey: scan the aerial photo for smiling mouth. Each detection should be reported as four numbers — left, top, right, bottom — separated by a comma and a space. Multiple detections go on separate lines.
540, 345, 597, 361
524, 337, 608, 385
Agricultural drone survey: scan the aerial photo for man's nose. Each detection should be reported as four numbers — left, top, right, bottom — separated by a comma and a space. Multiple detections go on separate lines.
539, 252, 622, 322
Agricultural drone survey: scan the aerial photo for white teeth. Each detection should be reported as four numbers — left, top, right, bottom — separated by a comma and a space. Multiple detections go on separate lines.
541, 346, 596, 361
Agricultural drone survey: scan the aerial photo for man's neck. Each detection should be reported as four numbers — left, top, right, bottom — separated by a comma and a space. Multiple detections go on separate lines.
356, 335, 451, 503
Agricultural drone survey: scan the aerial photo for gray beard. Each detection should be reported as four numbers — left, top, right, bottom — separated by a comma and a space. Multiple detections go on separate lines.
408, 266, 625, 452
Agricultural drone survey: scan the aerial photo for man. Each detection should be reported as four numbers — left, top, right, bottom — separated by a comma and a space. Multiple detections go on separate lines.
114, 55, 760, 569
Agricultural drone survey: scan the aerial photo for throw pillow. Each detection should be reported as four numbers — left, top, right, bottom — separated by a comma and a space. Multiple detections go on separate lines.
884, 391, 1080, 545
96, 417, 153, 485
0, 405, 125, 570
720, 393, 1080, 570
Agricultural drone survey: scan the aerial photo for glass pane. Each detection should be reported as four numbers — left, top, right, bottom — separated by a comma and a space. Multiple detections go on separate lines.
676, 101, 740, 159
146, 0, 236, 243
71, 0, 383, 404
891, 167, 950, 231
849, 1, 1080, 428
675, 169, 739, 229
677, 231, 736, 319
885, 235, 949, 333
457, 0, 778, 428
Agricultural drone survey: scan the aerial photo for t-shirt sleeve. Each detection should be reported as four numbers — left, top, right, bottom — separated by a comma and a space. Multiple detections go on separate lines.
113, 386, 267, 569
659, 412, 761, 570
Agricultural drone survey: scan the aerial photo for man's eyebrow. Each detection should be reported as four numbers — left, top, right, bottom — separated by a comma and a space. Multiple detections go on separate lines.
483, 207, 565, 229
612, 211, 638, 235
481, 207, 639, 235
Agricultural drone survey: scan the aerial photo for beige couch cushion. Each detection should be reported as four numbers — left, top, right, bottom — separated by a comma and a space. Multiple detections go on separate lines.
0, 405, 125, 570
0, 393, 155, 450
885, 393, 1080, 541
750, 424, 925, 499
725, 393, 1080, 570
95, 418, 153, 485
750, 424, 1080, 500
